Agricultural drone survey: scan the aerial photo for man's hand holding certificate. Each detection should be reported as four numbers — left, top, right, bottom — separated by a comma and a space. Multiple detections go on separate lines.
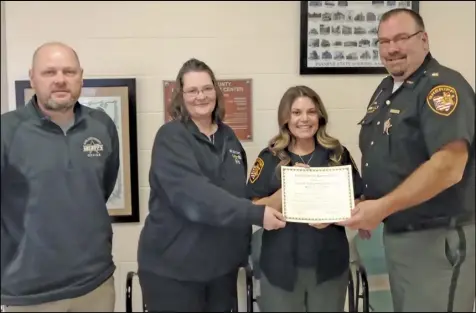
281, 164, 355, 224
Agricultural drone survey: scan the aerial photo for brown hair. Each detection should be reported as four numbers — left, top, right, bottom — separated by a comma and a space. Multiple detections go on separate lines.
168, 58, 225, 122
268, 85, 344, 174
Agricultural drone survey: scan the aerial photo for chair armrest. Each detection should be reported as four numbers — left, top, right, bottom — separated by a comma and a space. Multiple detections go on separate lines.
126, 271, 137, 313
243, 263, 253, 281
356, 263, 370, 313
240, 261, 255, 313
347, 269, 356, 312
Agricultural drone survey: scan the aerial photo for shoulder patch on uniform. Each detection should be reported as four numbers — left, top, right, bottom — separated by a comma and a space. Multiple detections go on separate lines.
426, 85, 458, 117
249, 157, 264, 183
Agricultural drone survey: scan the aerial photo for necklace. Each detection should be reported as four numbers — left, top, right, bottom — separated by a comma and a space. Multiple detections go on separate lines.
298, 151, 314, 165
208, 124, 217, 144
209, 133, 215, 144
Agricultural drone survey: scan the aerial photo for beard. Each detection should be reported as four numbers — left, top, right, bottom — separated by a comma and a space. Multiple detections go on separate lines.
385, 53, 407, 78
44, 97, 76, 112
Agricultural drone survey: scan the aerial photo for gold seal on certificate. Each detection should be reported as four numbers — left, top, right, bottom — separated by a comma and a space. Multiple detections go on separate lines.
281, 165, 355, 223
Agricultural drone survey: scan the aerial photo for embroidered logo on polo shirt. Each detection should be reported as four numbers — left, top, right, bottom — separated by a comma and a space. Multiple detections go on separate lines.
229, 149, 242, 165
249, 157, 264, 183
426, 85, 458, 117
83, 137, 104, 157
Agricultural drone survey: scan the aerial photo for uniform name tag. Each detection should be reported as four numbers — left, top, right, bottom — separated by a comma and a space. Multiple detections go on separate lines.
390, 109, 400, 114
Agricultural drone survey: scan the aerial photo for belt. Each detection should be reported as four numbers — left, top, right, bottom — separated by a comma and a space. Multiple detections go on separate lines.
386, 213, 475, 233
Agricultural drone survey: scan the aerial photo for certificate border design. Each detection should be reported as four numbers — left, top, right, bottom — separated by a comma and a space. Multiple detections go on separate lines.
281, 165, 354, 222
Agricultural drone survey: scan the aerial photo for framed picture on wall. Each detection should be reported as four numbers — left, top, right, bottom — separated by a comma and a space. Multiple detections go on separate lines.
14, 78, 140, 223
299, 1, 420, 75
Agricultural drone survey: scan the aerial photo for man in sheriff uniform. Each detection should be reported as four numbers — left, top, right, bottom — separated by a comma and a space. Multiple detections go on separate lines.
339, 8, 475, 312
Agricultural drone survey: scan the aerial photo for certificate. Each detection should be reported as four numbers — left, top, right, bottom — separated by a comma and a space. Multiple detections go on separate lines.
281, 165, 355, 223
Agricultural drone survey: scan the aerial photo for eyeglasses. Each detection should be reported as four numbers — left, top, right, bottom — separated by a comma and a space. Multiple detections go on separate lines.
378, 30, 422, 47
183, 85, 215, 98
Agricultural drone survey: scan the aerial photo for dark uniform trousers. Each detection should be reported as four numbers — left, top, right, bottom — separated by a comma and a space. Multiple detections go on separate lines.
358, 53, 475, 312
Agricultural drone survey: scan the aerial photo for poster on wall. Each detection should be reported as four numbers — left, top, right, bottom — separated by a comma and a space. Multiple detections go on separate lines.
300, 1, 420, 75
163, 79, 253, 141
14, 78, 140, 223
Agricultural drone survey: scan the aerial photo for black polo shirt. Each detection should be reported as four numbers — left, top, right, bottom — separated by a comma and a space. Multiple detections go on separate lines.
246, 144, 363, 291
358, 53, 475, 232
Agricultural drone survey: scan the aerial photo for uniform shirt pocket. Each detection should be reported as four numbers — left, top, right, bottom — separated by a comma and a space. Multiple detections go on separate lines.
388, 111, 428, 172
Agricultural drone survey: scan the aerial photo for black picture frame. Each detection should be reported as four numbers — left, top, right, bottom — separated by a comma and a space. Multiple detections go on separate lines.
299, 1, 420, 75
15, 78, 140, 223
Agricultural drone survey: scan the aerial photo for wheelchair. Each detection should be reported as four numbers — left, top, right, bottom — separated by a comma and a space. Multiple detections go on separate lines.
125, 260, 369, 312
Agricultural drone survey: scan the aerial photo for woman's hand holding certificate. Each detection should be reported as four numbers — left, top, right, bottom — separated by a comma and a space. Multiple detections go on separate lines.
281, 164, 355, 224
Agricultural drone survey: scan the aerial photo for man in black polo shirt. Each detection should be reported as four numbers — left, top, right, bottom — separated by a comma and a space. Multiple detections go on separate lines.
1, 42, 118, 311
340, 8, 475, 312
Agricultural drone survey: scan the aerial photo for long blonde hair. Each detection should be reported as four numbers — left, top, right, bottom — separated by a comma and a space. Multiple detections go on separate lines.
268, 85, 344, 175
